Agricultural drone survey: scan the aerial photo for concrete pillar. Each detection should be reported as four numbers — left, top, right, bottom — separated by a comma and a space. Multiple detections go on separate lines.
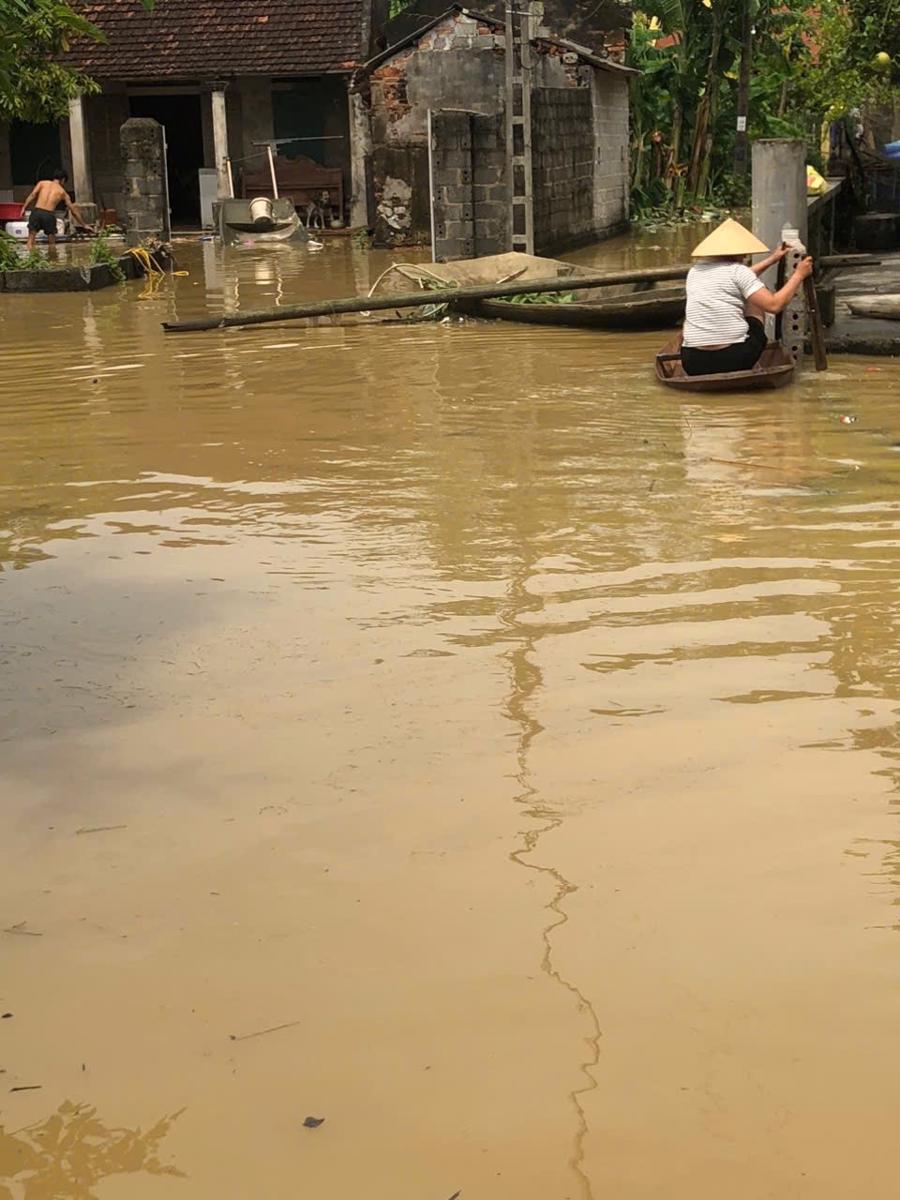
348, 90, 372, 228
120, 117, 170, 246
780, 228, 808, 368
211, 85, 231, 199
68, 95, 93, 203
751, 138, 807, 288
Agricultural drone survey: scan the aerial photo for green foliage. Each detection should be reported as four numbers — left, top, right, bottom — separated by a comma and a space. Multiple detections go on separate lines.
388, 0, 416, 16
18, 246, 50, 269
0, 233, 53, 271
502, 291, 577, 305
89, 231, 125, 281
0, 231, 23, 271
0, 0, 155, 122
628, 0, 897, 216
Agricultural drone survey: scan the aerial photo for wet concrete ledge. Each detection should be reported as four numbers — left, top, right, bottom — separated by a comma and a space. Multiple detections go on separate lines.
825, 250, 900, 356
0, 253, 139, 293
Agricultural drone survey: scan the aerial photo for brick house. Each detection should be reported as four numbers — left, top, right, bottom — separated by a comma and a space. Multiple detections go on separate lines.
0, 0, 387, 227
354, 5, 636, 254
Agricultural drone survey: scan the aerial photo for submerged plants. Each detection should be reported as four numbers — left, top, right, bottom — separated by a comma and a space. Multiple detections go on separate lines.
89, 231, 125, 281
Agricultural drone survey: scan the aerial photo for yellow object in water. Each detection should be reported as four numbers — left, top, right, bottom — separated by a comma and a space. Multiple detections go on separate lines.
807, 164, 828, 195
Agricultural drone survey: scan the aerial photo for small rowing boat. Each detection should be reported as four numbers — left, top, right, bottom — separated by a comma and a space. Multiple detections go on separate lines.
655, 334, 796, 392
474, 286, 685, 330
376, 252, 685, 330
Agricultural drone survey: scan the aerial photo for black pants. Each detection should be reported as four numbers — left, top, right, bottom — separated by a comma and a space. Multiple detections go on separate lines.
681, 317, 767, 376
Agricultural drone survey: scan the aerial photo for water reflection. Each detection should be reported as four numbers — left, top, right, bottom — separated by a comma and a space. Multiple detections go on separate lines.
0, 1102, 183, 1199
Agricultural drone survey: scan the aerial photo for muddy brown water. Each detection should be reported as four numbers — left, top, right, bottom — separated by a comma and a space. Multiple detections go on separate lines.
1, 229, 899, 1199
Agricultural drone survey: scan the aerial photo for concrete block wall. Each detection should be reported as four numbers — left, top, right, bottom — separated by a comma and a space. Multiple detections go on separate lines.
471, 112, 507, 256
365, 9, 631, 251
429, 110, 507, 260
430, 110, 475, 260
368, 9, 505, 246
532, 87, 595, 253
120, 118, 169, 246
591, 72, 630, 236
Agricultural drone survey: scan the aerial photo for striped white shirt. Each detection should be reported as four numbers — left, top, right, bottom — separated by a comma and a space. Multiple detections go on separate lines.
682, 261, 764, 348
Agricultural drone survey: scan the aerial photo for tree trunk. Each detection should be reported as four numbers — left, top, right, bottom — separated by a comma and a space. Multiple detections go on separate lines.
734, 0, 753, 175
686, 13, 724, 196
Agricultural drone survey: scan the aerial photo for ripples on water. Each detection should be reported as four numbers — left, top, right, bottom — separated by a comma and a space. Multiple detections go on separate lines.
1, 234, 899, 1198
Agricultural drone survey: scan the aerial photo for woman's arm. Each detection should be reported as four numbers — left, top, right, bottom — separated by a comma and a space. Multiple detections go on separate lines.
751, 243, 790, 277
750, 257, 815, 314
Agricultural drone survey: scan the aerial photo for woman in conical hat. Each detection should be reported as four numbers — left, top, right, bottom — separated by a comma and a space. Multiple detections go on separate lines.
681, 217, 813, 376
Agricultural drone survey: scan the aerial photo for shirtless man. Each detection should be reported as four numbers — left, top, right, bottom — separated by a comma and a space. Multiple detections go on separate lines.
20, 169, 93, 252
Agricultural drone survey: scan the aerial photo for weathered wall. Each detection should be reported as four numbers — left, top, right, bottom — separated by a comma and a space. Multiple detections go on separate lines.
590, 70, 630, 237
369, 9, 503, 245
369, 12, 505, 148
120, 118, 169, 245
238, 77, 275, 167
367, 9, 631, 250
532, 87, 594, 253
429, 110, 507, 261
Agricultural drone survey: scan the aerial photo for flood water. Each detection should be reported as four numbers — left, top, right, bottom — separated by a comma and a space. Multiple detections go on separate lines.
1, 230, 899, 1199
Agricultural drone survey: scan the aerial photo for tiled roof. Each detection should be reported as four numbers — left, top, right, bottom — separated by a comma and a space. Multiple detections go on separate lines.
68, 1, 367, 79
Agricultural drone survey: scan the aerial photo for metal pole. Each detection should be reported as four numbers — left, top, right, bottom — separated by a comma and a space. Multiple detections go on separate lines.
225, 156, 235, 200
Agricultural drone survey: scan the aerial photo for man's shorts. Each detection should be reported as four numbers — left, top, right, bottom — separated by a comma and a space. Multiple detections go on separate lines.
27, 208, 59, 237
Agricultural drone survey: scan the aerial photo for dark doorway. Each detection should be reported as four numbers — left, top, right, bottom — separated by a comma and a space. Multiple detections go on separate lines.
129, 94, 204, 225
10, 121, 62, 187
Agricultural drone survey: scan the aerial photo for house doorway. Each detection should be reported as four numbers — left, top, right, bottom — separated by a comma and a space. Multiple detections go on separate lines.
129, 94, 203, 225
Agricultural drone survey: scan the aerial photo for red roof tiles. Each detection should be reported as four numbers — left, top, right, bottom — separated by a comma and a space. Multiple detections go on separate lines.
68, 0, 367, 79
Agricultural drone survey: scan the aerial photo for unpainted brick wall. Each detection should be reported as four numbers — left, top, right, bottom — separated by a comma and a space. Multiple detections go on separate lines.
531, 87, 594, 254
430, 110, 507, 261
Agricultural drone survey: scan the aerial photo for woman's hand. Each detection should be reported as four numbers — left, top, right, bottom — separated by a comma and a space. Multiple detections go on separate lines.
771, 243, 790, 261
794, 256, 814, 279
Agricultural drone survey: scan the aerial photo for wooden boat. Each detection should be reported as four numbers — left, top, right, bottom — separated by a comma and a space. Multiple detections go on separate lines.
655, 334, 796, 392
474, 286, 685, 330
377, 252, 685, 330
847, 293, 900, 321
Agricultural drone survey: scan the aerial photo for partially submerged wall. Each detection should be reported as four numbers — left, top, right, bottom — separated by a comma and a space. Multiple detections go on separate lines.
532, 89, 594, 254
369, 10, 505, 247
590, 71, 630, 238
120, 118, 170, 246
430, 110, 507, 261
365, 8, 632, 252
0, 253, 139, 292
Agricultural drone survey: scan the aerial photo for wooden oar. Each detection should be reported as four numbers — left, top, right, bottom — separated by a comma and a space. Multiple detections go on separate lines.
803, 274, 828, 371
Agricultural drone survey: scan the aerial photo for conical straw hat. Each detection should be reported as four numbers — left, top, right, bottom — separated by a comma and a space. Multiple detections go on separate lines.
691, 217, 769, 257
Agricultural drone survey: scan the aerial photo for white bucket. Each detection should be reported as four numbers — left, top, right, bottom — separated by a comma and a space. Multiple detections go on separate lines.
249, 197, 274, 227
